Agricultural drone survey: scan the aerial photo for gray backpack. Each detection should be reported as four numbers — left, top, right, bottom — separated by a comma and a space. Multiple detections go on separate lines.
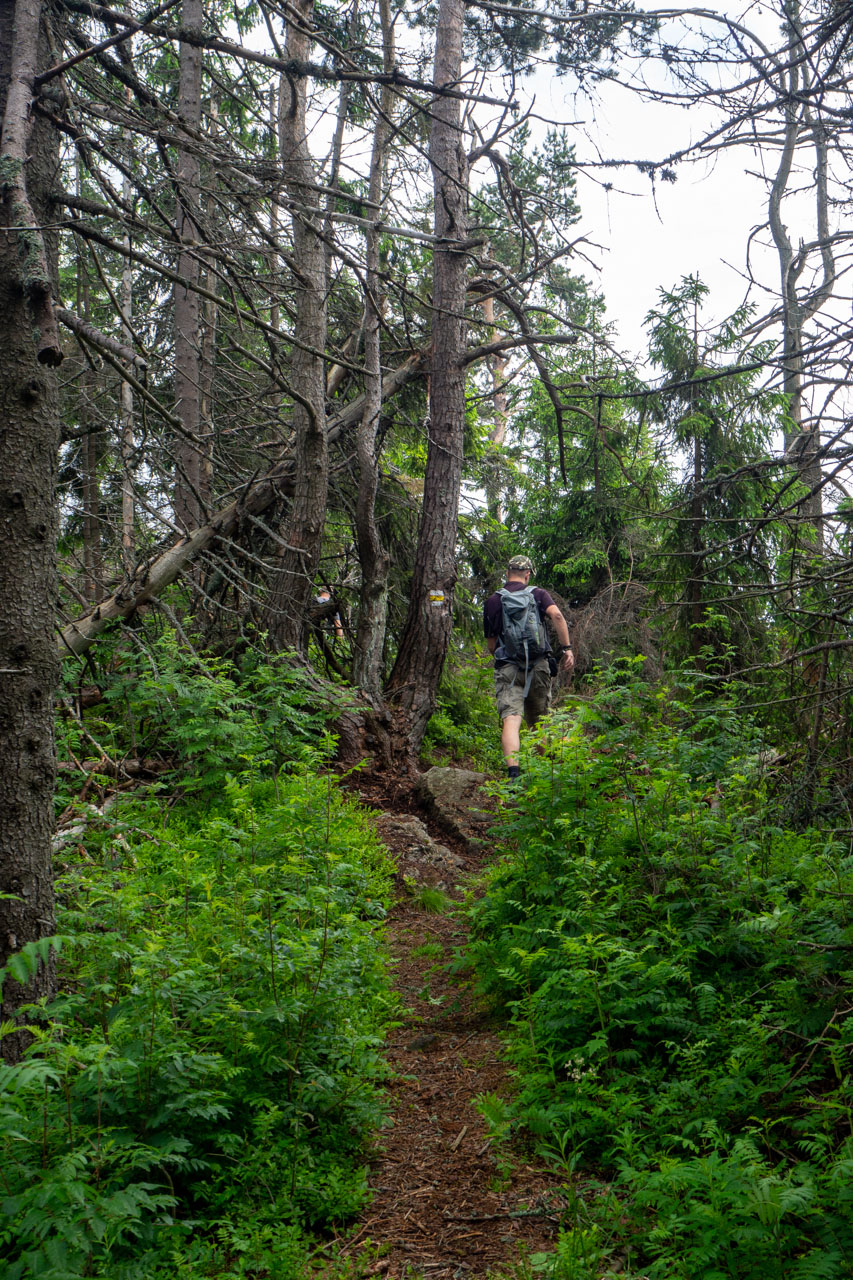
498, 586, 547, 697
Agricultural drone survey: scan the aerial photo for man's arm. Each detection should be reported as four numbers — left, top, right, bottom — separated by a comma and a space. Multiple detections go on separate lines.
487, 636, 497, 655
545, 603, 575, 674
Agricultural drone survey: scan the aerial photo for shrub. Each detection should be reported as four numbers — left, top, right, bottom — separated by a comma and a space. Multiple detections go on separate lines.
423, 649, 503, 770
469, 661, 853, 1278
1, 767, 394, 1277
56, 626, 344, 801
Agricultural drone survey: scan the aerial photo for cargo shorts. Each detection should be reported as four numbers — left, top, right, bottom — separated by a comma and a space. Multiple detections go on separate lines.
494, 658, 551, 726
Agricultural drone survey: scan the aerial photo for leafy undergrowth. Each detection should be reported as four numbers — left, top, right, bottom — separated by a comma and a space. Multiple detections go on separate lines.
1, 634, 395, 1279
1, 772, 393, 1279
469, 660, 853, 1279
422, 649, 504, 773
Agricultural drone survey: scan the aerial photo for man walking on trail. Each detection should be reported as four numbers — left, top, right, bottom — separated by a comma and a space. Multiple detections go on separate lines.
483, 555, 574, 780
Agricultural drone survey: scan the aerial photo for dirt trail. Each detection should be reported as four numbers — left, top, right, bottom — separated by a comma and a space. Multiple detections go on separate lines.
339, 777, 567, 1279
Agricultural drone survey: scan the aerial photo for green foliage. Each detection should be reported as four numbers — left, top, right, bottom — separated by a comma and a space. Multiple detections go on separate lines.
404, 881, 453, 915
411, 940, 443, 961
58, 626, 343, 801
423, 648, 503, 771
644, 276, 788, 661
0, 936, 60, 996
492, 315, 661, 610
468, 661, 853, 1278
4, 751, 394, 1275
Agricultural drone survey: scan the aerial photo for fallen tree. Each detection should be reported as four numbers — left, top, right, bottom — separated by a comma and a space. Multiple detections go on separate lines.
58, 351, 426, 659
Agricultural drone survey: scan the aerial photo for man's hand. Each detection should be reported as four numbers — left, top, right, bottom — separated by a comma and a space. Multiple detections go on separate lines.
545, 603, 573, 673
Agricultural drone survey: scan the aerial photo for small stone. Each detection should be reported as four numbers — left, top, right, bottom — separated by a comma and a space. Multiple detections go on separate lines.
405, 1032, 443, 1051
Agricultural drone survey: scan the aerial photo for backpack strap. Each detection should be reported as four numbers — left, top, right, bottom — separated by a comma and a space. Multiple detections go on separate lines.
498, 586, 537, 699
520, 636, 533, 700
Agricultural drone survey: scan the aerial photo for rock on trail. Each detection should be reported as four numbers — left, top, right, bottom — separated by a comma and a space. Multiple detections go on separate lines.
414, 766, 494, 849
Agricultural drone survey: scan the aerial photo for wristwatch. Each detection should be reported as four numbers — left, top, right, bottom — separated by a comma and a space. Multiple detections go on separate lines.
559, 644, 572, 653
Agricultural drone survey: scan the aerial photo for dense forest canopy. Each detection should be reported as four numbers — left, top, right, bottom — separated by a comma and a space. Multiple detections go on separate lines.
3, 0, 853, 1275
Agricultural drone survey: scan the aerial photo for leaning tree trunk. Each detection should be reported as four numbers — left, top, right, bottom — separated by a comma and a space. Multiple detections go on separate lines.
385, 0, 468, 754
0, 0, 63, 1063
264, 0, 329, 654
480, 288, 509, 522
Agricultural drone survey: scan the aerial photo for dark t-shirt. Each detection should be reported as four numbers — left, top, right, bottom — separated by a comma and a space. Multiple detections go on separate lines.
483, 582, 555, 665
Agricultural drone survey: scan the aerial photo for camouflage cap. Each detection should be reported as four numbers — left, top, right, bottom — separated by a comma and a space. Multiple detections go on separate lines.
507, 554, 534, 573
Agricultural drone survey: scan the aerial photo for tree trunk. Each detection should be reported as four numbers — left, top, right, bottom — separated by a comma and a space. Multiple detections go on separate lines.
120, 205, 135, 573
385, 0, 468, 753
352, 0, 394, 699
119, 81, 135, 574
323, 26, 352, 294
480, 290, 508, 522
173, 0, 205, 532
687, 427, 705, 657
686, 305, 706, 657
77, 237, 101, 603
264, 0, 329, 653
768, 2, 832, 543
196, 90, 218, 530
81, 365, 101, 601
0, 0, 61, 1062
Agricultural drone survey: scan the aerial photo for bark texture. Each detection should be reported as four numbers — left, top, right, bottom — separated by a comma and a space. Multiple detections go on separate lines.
0, 0, 60, 1061
0, 0, 62, 366
385, 0, 468, 752
173, 0, 207, 531
352, 0, 394, 699
264, 0, 329, 653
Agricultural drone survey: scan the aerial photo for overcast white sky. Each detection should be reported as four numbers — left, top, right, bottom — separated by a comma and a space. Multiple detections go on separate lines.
492, 2, 829, 366
572, 88, 768, 358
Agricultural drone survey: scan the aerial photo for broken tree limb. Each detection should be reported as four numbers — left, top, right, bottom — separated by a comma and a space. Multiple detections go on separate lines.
462, 330, 580, 365
58, 350, 427, 659
57, 307, 148, 369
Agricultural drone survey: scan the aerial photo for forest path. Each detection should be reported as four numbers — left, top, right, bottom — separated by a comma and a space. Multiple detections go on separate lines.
337, 771, 569, 1280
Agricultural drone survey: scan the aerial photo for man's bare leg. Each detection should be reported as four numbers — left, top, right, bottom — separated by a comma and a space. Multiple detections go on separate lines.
501, 714, 523, 767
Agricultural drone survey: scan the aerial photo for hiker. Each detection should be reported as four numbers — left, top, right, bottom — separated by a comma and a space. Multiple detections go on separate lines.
314, 588, 344, 641
483, 555, 574, 780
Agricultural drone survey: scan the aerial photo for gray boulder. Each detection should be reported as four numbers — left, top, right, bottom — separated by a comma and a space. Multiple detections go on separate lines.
414, 766, 495, 850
